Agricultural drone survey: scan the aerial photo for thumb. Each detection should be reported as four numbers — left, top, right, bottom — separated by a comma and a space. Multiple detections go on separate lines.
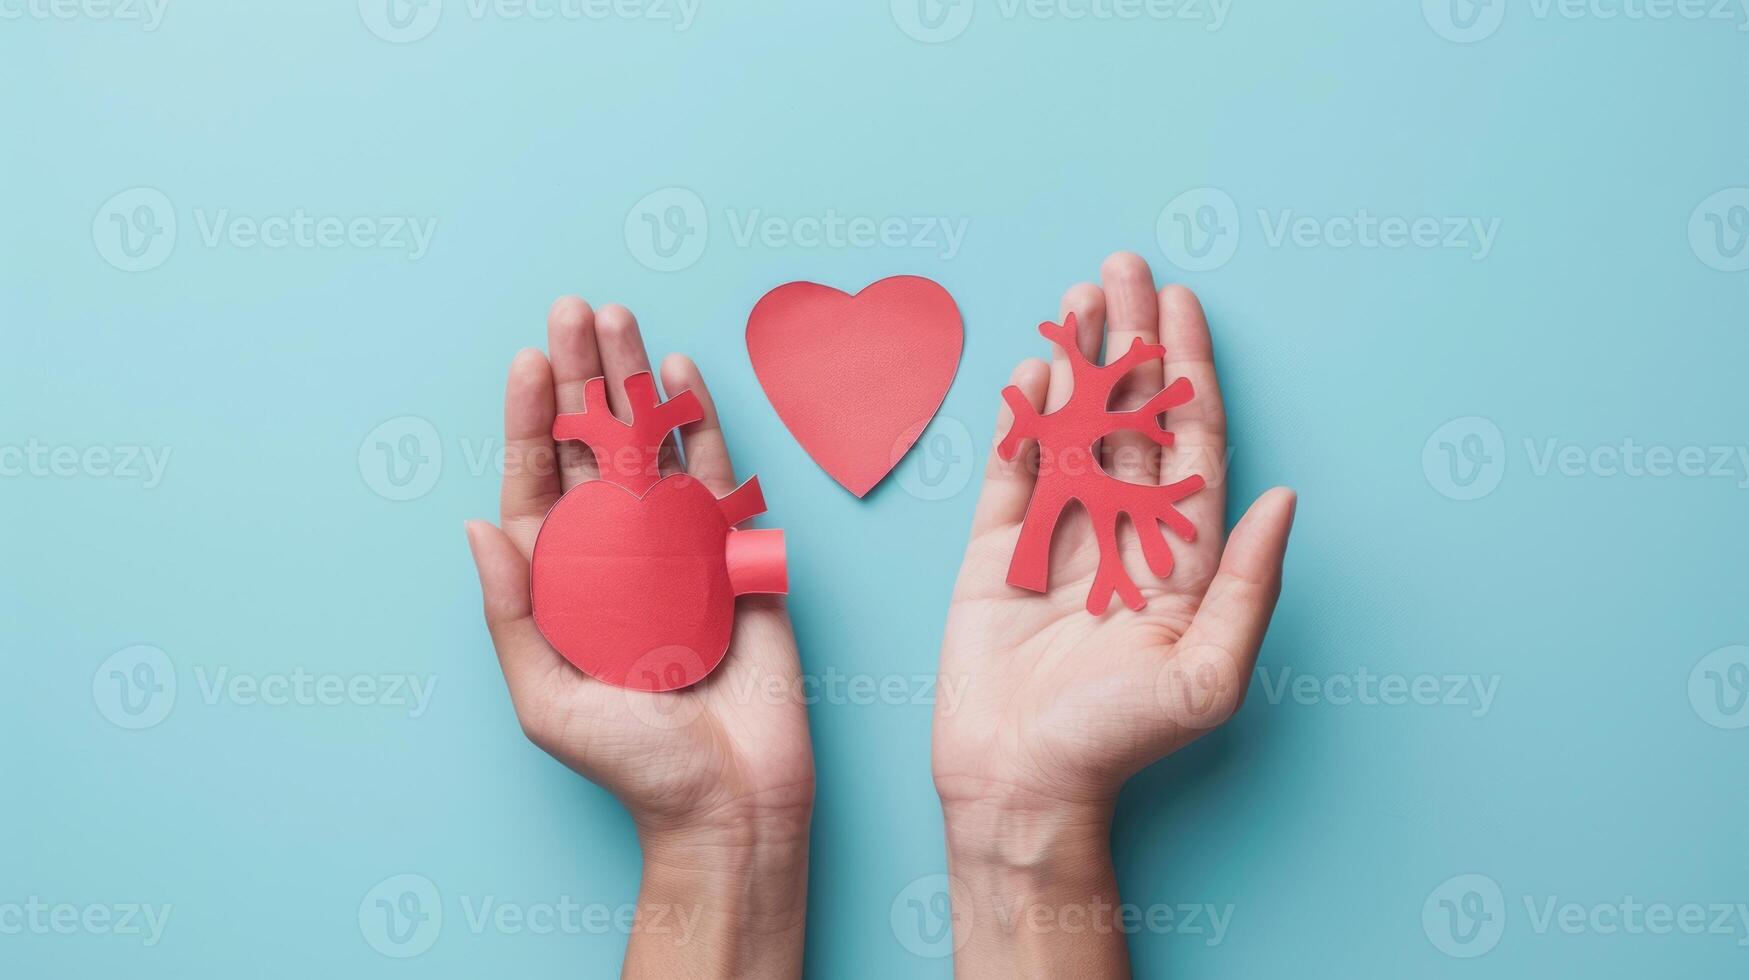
1162, 488, 1297, 730
465, 519, 564, 708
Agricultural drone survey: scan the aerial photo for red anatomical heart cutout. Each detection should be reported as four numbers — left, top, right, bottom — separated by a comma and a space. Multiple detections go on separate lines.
530, 372, 786, 692
747, 276, 963, 497
999, 313, 1205, 616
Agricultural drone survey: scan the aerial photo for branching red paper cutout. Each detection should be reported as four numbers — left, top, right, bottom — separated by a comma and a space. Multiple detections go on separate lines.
531, 371, 786, 692
998, 313, 1205, 615
551, 373, 700, 495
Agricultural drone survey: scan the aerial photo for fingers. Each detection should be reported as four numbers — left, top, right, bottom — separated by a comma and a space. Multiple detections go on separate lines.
1174, 488, 1297, 708
499, 348, 562, 557
1045, 283, 1105, 413
547, 296, 602, 491
465, 519, 564, 710
1159, 285, 1228, 541
658, 354, 738, 497
969, 358, 1051, 537
1099, 252, 1164, 485
595, 304, 680, 477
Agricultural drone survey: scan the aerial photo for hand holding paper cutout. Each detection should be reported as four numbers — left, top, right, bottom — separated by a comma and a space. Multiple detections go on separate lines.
999, 311, 1205, 614
533, 371, 786, 691
465, 299, 812, 978
932, 255, 1296, 975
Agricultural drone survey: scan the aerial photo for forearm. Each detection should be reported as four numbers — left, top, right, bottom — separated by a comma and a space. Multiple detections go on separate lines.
942, 795, 1129, 979
623, 813, 811, 979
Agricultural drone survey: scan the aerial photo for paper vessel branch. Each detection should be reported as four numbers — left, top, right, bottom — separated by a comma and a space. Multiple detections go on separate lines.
552, 372, 702, 494
998, 313, 1206, 615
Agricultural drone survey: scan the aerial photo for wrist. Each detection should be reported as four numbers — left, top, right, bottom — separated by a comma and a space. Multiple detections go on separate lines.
637, 800, 812, 919
938, 791, 1129, 978
942, 790, 1112, 882
625, 804, 811, 979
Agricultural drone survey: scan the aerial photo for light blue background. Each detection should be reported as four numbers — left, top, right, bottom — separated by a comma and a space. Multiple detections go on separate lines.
4, 0, 1747, 975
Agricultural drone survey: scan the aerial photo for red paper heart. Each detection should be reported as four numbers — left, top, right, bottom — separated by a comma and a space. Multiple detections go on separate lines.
747, 276, 963, 497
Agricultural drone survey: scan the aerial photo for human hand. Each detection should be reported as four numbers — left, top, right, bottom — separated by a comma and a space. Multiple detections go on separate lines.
932, 254, 1296, 975
465, 298, 813, 979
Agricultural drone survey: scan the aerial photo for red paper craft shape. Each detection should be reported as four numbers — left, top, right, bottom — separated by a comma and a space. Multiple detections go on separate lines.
746, 276, 963, 497
998, 314, 1205, 616
531, 372, 786, 692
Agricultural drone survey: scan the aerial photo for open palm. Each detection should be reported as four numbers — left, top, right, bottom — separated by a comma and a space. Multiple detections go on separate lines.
934, 253, 1297, 813
466, 297, 813, 836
